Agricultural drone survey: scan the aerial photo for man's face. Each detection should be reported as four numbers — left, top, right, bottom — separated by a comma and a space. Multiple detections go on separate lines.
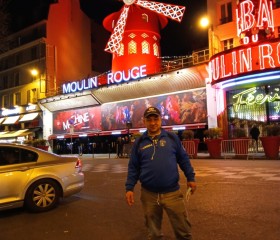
143, 115, 161, 135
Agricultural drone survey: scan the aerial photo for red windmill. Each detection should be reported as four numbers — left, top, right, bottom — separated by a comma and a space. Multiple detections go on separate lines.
103, 0, 185, 76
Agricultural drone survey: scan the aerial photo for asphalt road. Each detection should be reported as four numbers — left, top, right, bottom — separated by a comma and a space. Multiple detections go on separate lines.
0, 156, 280, 240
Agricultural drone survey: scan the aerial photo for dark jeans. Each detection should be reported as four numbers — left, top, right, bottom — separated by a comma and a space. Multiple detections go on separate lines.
140, 188, 192, 240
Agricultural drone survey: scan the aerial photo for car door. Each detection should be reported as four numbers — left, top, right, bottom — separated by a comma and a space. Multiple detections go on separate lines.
0, 147, 38, 204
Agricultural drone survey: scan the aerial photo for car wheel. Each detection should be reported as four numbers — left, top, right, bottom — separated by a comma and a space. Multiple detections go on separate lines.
24, 179, 61, 213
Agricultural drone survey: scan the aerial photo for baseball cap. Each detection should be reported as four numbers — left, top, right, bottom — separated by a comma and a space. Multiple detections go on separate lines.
144, 107, 161, 118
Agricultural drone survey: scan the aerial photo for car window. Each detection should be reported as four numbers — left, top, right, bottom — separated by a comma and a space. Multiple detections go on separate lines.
0, 147, 38, 165
0, 147, 20, 165
21, 149, 38, 163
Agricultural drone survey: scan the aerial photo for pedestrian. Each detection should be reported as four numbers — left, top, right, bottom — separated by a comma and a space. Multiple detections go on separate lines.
117, 137, 124, 157
250, 125, 260, 151
125, 106, 196, 240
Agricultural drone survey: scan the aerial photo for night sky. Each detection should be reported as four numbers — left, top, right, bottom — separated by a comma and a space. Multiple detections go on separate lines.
7, 0, 208, 57
80, 0, 208, 56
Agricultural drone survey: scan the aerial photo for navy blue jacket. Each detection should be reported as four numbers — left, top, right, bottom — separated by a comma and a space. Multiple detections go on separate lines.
125, 129, 196, 193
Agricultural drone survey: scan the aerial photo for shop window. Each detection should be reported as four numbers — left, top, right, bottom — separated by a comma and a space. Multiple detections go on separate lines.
223, 38, 233, 51
220, 2, 232, 24
128, 41, 137, 54
153, 43, 159, 56
142, 14, 148, 22
142, 41, 150, 54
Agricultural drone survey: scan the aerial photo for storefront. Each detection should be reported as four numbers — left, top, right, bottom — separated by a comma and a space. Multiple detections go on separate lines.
209, 0, 280, 138
40, 64, 210, 154
0, 104, 43, 143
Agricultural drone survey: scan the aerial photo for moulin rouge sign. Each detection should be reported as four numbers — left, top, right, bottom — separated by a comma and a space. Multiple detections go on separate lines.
62, 65, 147, 94
209, 0, 279, 84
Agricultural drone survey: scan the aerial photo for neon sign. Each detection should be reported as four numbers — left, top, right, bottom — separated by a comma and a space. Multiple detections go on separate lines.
62, 65, 147, 94
63, 77, 98, 94
232, 87, 280, 112
236, 0, 274, 44
107, 65, 147, 84
209, 41, 280, 83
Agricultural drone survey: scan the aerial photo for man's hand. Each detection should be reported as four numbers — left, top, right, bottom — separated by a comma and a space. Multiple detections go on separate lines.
187, 181, 197, 194
125, 191, 134, 206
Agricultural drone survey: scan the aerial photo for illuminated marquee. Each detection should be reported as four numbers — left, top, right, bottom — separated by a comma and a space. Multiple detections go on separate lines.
232, 87, 280, 112
236, 0, 274, 44
209, 41, 280, 83
62, 65, 147, 94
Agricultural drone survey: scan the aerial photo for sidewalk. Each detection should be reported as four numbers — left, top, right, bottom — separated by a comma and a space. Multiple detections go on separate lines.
77, 151, 269, 160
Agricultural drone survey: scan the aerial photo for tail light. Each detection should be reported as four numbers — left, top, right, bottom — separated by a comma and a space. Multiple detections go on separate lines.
75, 158, 82, 172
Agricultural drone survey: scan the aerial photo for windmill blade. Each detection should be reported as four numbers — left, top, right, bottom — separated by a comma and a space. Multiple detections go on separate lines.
135, 0, 185, 22
105, 6, 130, 54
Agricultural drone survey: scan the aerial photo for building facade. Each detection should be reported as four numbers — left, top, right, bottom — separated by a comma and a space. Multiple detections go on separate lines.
207, 0, 280, 138
0, 0, 92, 142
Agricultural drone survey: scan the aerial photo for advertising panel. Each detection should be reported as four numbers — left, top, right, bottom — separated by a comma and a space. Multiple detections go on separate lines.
101, 89, 207, 130
53, 106, 102, 134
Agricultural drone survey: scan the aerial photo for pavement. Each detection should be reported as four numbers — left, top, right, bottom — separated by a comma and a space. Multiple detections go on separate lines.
77, 151, 272, 160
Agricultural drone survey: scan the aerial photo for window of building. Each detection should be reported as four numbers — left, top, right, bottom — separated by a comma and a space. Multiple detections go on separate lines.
142, 41, 150, 54
141, 33, 149, 38
128, 33, 136, 39
223, 38, 234, 51
9, 94, 14, 107
15, 92, 21, 106
142, 14, 148, 22
32, 88, 37, 103
275, 0, 280, 8
119, 43, 124, 56
128, 41, 137, 54
3, 95, 8, 108
153, 43, 159, 56
277, 26, 280, 38
27, 90, 31, 104
220, 2, 232, 24
3, 75, 8, 89
31, 46, 37, 60
14, 72, 20, 86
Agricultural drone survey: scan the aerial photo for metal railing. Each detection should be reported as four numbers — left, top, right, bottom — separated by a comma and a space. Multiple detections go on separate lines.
182, 141, 196, 159
221, 139, 264, 160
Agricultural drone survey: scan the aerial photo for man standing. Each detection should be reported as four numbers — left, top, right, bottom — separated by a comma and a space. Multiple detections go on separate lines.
250, 125, 260, 151
125, 107, 196, 240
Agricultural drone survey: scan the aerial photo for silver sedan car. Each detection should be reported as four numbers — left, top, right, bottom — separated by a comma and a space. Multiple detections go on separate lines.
0, 143, 84, 212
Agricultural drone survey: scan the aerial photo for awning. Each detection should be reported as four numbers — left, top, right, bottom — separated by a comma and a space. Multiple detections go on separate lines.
40, 93, 101, 112
0, 129, 29, 138
2, 116, 20, 125
19, 113, 39, 122
92, 64, 208, 104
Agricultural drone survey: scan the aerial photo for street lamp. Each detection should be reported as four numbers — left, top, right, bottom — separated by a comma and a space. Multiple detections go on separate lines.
30, 68, 39, 78
199, 16, 221, 57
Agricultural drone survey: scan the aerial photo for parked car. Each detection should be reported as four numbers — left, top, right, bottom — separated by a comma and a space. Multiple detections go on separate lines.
0, 143, 84, 212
